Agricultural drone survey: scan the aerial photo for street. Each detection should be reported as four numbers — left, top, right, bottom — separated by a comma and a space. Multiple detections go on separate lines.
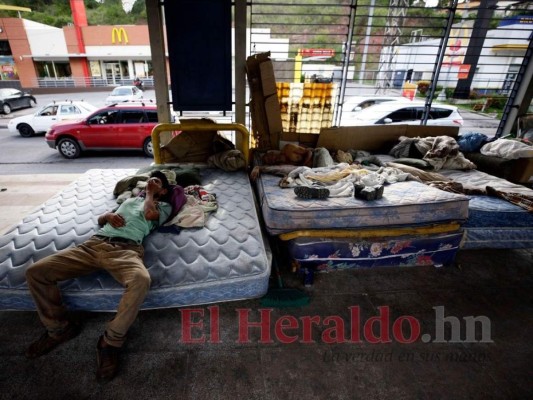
0, 88, 500, 175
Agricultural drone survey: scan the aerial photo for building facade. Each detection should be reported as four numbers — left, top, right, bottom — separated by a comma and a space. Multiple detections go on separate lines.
0, 17, 154, 89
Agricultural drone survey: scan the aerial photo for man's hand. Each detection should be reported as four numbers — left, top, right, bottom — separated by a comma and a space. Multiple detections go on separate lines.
98, 212, 125, 228
250, 166, 261, 181
145, 178, 161, 195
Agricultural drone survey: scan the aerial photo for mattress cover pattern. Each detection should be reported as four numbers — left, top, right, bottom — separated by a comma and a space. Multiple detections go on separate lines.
287, 232, 464, 271
439, 168, 533, 249
0, 168, 271, 311
256, 175, 469, 235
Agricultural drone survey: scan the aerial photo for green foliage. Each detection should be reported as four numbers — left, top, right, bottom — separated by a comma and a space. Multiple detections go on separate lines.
0, 0, 147, 27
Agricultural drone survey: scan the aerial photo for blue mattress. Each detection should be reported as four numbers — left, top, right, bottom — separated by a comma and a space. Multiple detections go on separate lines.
287, 232, 464, 270
0, 168, 271, 311
256, 175, 469, 235
439, 169, 533, 249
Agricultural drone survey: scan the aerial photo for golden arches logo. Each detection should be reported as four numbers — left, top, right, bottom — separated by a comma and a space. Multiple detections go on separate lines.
111, 27, 128, 44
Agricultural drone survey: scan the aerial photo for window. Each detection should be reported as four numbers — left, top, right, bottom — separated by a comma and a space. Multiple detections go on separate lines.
429, 108, 453, 119
35, 61, 72, 78
120, 110, 145, 123
382, 107, 415, 123
39, 105, 58, 116
88, 110, 119, 125
60, 105, 81, 115
0, 41, 12, 56
146, 111, 158, 122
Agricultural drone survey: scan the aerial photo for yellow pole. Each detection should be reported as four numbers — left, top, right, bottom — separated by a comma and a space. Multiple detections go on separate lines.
294, 49, 302, 83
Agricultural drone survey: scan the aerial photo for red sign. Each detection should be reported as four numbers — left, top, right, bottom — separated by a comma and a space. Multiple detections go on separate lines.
458, 64, 471, 79
300, 48, 335, 58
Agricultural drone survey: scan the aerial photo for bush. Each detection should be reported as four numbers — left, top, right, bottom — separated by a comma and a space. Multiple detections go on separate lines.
486, 96, 507, 109
416, 81, 431, 95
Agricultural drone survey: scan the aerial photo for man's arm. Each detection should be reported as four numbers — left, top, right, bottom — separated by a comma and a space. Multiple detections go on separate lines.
143, 180, 161, 221
250, 165, 299, 181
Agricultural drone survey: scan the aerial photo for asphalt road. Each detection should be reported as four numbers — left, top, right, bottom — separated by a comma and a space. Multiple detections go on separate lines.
0, 89, 500, 175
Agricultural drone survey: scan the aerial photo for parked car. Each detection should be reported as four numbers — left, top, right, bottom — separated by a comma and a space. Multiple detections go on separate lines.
340, 101, 464, 127
45, 103, 174, 159
104, 85, 143, 105
8, 100, 98, 137
0, 88, 37, 114
342, 95, 411, 112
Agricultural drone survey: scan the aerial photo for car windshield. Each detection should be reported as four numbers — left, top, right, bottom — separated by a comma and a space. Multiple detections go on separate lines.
112, 88, 131, 96
77, 103, 98, 112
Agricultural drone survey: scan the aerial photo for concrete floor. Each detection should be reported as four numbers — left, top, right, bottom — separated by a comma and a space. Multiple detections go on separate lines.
0, 176, 532, 399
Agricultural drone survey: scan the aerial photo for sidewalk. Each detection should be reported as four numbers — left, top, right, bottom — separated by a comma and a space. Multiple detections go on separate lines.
0, 174, 81, 235
0, 174, 531, 398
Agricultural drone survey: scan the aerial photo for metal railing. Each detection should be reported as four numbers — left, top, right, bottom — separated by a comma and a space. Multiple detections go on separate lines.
30, 77, 155, 89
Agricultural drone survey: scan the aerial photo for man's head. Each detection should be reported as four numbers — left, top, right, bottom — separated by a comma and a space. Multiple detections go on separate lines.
148, 171, 171, 199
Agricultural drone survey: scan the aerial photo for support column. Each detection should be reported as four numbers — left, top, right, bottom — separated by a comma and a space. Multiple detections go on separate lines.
146, 0, 172, 145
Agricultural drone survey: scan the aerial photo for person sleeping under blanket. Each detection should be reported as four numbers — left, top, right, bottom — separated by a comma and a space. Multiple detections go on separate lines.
250, 145, 335, 181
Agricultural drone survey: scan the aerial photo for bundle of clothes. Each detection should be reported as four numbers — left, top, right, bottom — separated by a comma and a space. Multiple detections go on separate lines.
253, 135, 533, 211
113, 166, 218, 231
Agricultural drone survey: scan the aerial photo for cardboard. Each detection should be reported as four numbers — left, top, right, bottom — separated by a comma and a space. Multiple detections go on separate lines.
264, 95, 283, 138
317, 125, 459, 153
259, 61, 277, 97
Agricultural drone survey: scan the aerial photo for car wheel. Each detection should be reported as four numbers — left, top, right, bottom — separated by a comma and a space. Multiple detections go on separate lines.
143, 137, 153, 157
58, 138, 81, 159
2, 103, 11, 114
29, 99, 37, 108
18, 123, 35, 138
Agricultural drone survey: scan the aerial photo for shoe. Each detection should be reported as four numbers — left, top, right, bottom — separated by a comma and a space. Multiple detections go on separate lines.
294, 186, 330, 199
96, 336, 120, 382
25, 323, 81, 359
354, 183, 384, 201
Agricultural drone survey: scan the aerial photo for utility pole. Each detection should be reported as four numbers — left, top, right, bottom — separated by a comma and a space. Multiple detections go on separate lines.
453, 0, 498, 98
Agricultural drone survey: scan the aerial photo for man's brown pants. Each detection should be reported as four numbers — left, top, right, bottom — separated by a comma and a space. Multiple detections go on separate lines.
25, 237, 150, 347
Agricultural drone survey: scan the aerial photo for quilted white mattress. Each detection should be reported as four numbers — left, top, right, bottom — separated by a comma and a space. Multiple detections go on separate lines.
0, 168, 271, 311
255, 174, 469, 235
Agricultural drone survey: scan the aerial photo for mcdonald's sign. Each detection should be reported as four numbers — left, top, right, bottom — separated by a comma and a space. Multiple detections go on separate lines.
111, 27, 129, 44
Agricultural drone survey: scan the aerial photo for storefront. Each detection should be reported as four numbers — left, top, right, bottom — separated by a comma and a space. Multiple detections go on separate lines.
0, 17, 156, 89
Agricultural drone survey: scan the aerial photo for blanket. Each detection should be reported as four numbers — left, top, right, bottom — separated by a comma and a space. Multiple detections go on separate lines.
389, 135, 476, 171
480, 138, 533, 159
278, 163, 411, 197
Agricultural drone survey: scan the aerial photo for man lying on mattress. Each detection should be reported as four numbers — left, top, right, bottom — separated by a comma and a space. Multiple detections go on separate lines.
24, 170, 172, 382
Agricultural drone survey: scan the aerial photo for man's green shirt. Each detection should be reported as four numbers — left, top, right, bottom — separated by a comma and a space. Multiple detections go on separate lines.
97, 197, 171, 244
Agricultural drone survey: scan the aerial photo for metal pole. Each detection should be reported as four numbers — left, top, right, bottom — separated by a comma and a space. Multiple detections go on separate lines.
234, 0, 247, 151
359, 0, 375, 85
146, 0, 172, 145
334, 0, 357, 126
422, 0, 458, 124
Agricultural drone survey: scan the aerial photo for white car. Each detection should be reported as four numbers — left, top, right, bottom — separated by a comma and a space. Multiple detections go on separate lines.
340, 101, 464, 127
341, 96, 412, 124
343, 95, 411, 112
8, 100, 98, 137
105, 85, 143, 105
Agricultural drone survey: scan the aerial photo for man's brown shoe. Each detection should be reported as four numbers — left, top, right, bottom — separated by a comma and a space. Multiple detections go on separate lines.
96, 336, 120, 381
25, 323, 81, 359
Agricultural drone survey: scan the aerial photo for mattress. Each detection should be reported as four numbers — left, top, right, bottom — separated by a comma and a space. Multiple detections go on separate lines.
0, 168, 271, 311
256, 175, 469, 235
439, 168, 533, 249
287, 231, 464, 271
